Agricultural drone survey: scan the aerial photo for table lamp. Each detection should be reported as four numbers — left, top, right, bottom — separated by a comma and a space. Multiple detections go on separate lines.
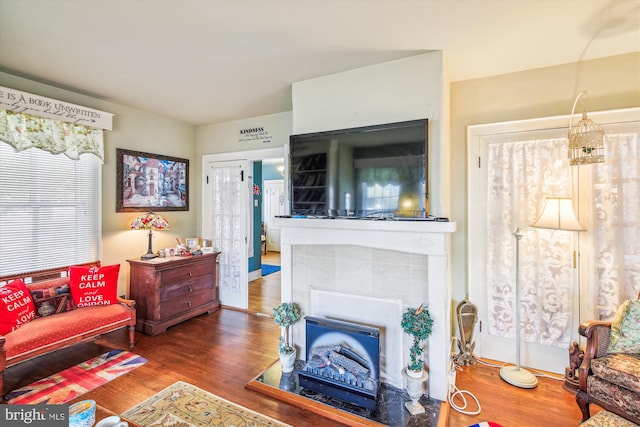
130, 212, 170, 260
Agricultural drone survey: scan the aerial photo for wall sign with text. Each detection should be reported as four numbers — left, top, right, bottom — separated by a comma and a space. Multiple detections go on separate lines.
0, 86, 113, 130
238, 126, 272, 144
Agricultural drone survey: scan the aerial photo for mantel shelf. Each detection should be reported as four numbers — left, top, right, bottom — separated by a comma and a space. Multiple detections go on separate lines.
276, 217, 456, 233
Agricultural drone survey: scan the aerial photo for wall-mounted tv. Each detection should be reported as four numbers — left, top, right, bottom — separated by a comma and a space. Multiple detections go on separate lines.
289, 119, 428, 219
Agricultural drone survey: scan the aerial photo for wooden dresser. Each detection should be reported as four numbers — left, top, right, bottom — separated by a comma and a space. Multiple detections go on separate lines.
127, 253, 220, 336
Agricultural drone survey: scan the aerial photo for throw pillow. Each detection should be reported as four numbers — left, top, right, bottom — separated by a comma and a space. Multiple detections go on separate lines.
30, 279, 74, 317
608, 299, 640, 354
69, 264, 120, 307
0, 279, 37, 334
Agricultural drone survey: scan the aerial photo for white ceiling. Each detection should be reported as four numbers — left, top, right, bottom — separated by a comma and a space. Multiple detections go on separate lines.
1, 0, 638, 126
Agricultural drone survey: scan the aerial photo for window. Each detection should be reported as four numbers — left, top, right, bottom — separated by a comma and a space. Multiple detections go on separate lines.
0, 142, 101, 276
360, 181, 401, 212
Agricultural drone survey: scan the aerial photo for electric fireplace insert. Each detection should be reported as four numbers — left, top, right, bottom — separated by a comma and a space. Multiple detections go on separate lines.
299, 316, 381, 409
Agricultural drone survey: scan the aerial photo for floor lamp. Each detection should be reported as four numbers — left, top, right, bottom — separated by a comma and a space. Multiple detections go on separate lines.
500, 227, 538, 388
500, 197, 584, 389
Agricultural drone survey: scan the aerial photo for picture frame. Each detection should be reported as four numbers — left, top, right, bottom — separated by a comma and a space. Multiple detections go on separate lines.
116, 148, 189, 212
185, 238, 199, 250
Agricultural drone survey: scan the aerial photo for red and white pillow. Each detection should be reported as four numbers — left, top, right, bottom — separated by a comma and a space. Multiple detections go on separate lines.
0, 279, 37, 334
69, 264, 120, 307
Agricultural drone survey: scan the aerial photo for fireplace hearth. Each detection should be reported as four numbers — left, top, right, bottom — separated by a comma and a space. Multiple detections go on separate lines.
298, 316, 380, 409
247, 359, 443, 426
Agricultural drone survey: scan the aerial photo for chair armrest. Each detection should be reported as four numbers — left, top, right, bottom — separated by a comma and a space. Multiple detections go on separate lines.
0, 335, 6, 379
117, 297, 136, 308
577, 320, 611, 391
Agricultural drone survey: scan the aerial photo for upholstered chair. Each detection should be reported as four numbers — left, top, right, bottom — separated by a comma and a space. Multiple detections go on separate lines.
575, 295, 640, 424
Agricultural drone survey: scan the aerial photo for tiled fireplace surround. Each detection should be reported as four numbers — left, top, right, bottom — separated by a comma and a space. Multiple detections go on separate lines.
278, 218, 456, 402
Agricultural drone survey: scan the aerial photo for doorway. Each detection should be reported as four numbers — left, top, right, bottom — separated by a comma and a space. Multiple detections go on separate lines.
250, 159, 285, 314
263, 179, 286, 252
202, 147, 286, 311
249, 251, 281, 315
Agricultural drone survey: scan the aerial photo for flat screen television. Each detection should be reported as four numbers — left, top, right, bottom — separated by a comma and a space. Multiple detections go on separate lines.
289, 119, 428, 218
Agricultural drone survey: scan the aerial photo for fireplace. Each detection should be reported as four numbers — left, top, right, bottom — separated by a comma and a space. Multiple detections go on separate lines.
299, 316, 380, 409
277, 217, 456, 401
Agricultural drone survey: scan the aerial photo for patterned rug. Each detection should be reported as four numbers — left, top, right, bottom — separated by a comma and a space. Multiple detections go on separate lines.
6, 349, 147, 404
122, 381, 291, 427
261, 264, 281, 276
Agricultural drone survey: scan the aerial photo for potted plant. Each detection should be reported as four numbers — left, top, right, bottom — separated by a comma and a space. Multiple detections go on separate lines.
400, 304, 433, 414
273, 302, 301, 373
401, 304, 434, 377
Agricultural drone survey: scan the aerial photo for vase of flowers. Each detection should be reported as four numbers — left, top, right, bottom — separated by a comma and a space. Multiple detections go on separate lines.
400, 304, 433, 414
273, 302, 301, 373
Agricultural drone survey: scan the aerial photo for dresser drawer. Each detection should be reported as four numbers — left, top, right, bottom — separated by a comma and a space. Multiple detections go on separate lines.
159, 261, 214, 286
159, 276, 213, 302
160, 288, 214, 319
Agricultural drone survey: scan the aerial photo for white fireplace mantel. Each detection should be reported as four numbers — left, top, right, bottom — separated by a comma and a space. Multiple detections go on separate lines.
277, 217, 456, 402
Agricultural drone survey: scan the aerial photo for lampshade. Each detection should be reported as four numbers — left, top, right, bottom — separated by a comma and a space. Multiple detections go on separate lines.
568, 91, 605, 166
130, 212, 170, 260
530, 197, 584, 231
130, 212, 170, 231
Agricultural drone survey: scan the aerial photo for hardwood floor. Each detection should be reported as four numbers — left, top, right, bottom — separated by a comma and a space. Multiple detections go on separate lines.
4, 251, 593, 426
447, 359, 591, 426
5, 309, 346, 427
248, 251, 281, 315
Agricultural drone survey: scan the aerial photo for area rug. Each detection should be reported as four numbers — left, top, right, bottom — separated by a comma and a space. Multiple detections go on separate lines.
261, 264, 281, 276
122, 381, 291, 427
6, 349, 147, 404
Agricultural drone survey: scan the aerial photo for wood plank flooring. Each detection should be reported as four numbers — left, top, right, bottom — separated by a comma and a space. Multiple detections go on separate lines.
3, 251, 594, 426
447, 359, 591, 426
248, 251, 281, 315
5, 309, 345, 427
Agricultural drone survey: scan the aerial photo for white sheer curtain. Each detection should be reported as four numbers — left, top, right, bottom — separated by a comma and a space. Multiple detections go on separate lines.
485, 120, 640, 349
210, 165, 243, 294
588, 123, 640, 320
486, 131, 576, 348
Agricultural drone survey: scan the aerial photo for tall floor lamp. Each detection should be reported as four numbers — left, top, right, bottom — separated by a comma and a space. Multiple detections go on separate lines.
500, 197, 584, 389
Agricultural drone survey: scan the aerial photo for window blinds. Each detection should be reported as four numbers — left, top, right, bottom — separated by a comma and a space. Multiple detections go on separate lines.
0, 142, 101, 276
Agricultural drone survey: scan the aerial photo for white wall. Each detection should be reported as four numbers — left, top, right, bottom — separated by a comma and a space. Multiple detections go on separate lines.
196, 111, 292, 155
0, 71, 197, 298
286, 52, 454, 397
449, 52, 640, 306
292, 52, 449, 216
195, 111, 292, 238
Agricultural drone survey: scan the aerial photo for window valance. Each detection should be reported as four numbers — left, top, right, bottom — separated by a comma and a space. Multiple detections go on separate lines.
0, 109, 104, 161
0, 86, 113, 161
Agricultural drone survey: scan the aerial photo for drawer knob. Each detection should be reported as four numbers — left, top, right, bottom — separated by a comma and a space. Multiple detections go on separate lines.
188, 271, 192, 277
187, 300, 192, 307
189, 285, 193, 292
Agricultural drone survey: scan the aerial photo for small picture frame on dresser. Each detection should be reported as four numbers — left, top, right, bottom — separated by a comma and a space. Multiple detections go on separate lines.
185, 238, 199, 250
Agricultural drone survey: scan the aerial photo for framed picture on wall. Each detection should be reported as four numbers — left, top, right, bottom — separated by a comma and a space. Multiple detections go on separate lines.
116, 148, 189, 212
